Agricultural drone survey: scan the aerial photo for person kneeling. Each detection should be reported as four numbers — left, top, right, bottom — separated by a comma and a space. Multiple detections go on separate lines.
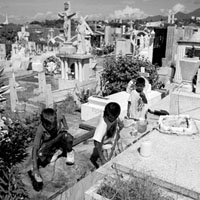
29, 108, 74, 191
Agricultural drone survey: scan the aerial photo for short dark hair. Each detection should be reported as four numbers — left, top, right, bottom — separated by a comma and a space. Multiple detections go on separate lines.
104, 102, 121, 119
41, 108, 57, 125
136, 77, 145, 86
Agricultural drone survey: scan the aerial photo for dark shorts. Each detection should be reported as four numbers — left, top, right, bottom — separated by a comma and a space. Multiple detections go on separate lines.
37, 132, 73, 167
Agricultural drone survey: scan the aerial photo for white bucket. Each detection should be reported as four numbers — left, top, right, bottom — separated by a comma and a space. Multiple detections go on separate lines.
140, 140, 152, 157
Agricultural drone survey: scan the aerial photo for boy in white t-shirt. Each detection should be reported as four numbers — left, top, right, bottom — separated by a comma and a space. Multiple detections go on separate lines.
90, 102, 122, 169
127, 77, 148, 120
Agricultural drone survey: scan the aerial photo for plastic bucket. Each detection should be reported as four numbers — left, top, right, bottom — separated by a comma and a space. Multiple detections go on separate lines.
137, 118, 147, 133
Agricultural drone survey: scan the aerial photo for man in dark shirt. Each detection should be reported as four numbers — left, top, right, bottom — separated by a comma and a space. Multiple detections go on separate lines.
30, 108, 74, 190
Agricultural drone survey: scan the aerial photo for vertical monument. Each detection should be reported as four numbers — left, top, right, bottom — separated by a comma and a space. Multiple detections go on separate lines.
58, 1, 76, 42
58, 1, 76, 55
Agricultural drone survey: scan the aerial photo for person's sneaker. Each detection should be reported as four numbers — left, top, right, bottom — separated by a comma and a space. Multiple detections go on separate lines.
66, 149, 75, 165
50, 149, 63, 164
28, 170, 43, 192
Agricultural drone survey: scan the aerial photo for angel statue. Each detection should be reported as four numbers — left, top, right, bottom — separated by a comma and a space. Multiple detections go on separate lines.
76, 16, 93, 54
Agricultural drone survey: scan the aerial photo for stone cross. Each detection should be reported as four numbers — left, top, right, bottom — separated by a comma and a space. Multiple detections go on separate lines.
38, 71, 47, 97
58, 1, 76, 41
139, 67, 149, 77
18, 26, 29, 41
45, 84, 53, 108
9, 71, 18, 112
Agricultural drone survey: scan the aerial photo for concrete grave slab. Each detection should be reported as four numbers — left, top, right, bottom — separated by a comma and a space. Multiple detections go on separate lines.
112, 130, 200, 199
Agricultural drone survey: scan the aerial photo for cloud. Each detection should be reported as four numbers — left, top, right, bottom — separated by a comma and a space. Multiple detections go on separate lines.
160, 8, 165, 13
121, 0, 135, 5
194, 0, 200, 4
6, 11, 59, 24
172, 3, 186, 13
109, 6, 147, 19
86, 13, 104, 20
8, 14, 30, 24
32, 11, 58, 21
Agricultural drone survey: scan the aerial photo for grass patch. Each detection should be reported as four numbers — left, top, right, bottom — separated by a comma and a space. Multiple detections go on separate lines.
97, 173, 174, 200
56, 94, 79, 115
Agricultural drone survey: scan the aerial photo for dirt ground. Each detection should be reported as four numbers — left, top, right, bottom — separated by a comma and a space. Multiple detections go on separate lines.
3, 71, 96, 199
19, 111, 96, 199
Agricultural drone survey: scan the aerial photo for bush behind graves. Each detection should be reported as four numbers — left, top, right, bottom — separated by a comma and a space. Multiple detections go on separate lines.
0, 113, 40, 199
101, 55, 160, 96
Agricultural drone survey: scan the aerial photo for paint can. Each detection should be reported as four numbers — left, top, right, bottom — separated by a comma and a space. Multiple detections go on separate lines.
140, 140, 152, 157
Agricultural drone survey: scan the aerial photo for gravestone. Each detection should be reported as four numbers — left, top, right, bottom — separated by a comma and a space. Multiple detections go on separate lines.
0, 44, 6, 60
18, 26, 29, 42
170, 58, 200, 114
38, 71, 47, 97
9, 72, 18, 112
45, 84, 53, 108
115, 39, 132, 56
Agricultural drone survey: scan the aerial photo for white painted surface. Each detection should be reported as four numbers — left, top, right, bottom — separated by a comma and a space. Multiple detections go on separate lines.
81, 91, 161, 121
112, 130, 200, 196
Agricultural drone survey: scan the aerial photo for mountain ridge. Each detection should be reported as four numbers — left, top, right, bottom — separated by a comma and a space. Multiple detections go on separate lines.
144, 7, 200, 22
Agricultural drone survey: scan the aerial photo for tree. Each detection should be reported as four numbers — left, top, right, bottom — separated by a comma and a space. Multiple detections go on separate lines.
0, 24, 20, 58
101, 55, 160, 96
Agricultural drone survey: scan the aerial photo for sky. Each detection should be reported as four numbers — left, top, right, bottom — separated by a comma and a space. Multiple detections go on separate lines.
0, 0, 200, 23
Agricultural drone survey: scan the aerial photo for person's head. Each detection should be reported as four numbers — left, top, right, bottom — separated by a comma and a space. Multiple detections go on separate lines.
135, 77, 145, 93
104, 102, 121, 123
41, 108, 57, 131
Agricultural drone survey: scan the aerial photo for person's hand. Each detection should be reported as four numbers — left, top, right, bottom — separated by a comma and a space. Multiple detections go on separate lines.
118, 119, 124, 131
127, 111, 130, 119
139, 91, 145, 98
140, 92, 147, 103
58, 130, 67, 138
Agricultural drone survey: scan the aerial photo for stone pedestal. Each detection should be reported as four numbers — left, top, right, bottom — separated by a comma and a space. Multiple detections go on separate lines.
57, 54, 92, 84
59, 42, 76, 55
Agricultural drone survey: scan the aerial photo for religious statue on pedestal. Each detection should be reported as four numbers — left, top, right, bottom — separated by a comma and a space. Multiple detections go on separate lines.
76, 16, 93, 54
58, 2, 76, 41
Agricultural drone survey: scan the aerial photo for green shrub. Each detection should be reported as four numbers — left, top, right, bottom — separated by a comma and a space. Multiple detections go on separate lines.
56, 94, 78, 114
0, 165, 29, 200
0, 113, 40, 199
101, 55, 160, 96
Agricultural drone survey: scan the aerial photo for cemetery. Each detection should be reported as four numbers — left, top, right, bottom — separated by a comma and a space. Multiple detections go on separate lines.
1, 1, 200, 200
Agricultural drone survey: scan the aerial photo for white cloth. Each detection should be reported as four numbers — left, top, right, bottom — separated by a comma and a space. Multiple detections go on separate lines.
93, 114, 117, 145
128, 90, 148, 119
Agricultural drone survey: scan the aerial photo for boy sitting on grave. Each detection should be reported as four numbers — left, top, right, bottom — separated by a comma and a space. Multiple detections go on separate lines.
90, 102, 123, 169
29, 108, 74, 190
127, 76, 148, 120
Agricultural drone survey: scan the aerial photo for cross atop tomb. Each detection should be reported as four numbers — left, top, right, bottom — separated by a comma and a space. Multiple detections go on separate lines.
139, 67, 149, 78
128, 20, 134, 31
18, 26, 29, 41
58, 1, 76, 41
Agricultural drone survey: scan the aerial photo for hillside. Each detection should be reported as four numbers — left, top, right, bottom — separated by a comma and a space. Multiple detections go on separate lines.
144, 7, 200, 22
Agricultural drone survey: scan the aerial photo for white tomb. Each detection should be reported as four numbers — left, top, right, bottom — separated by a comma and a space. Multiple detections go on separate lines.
81, 90, 161, 121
